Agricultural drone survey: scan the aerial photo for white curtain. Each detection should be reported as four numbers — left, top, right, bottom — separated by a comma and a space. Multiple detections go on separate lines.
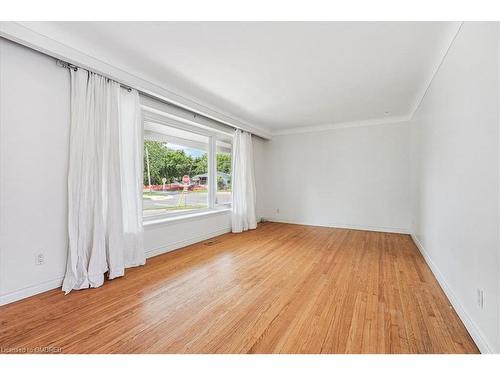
231, 130, 257, 233
62, 69, 145, 293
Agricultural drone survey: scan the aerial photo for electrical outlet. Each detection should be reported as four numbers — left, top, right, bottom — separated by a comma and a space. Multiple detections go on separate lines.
476, 289, 484, 309
36, 253, 45, 266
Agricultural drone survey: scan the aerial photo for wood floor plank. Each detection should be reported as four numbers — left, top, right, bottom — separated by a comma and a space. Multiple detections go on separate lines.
0, 222, 479, 353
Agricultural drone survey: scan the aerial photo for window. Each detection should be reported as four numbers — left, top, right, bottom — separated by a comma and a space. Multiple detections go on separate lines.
216, 140, 232, 206
143, 120, 232, 220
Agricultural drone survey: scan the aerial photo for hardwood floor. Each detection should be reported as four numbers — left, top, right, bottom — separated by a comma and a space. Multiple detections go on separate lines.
0, 222, 478, 354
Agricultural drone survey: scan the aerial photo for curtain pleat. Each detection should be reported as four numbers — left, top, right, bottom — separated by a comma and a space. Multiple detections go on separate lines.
62, 69, 144, 293
231, 130, 257, 233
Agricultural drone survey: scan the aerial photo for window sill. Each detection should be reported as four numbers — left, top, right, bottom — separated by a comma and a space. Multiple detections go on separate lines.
143, 207, 231, 227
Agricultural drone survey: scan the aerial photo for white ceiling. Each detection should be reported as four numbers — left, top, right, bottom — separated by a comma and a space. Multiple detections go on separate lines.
19, 21, 460, 134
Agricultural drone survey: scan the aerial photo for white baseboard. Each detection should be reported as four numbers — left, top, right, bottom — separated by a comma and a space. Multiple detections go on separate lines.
0, 276, 64, 306
144, 226, 231, 258
411, 234, 493, 354
0, 227, 231, 307
264, 217, 410, 234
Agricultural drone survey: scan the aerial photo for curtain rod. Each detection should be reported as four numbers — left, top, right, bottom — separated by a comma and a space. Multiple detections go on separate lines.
0, 27, 268, 136
57, 59, 133, 92
55, 58, 242, 134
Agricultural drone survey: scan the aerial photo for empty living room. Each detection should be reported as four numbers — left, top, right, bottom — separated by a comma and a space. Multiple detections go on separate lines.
1, 1, 500, 373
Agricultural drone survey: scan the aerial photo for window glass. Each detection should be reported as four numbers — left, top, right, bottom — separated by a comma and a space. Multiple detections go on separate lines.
143, 124, 209, 217
216, 140, 232, 206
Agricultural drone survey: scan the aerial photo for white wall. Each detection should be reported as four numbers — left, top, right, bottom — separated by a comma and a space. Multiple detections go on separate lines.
0, 38, 70, 303
410, 22, 499, 353
2, 24, 500, 355
253, 135, 268, 221
0, 39, 232, 305
144, 212, 231, 259
258, 123, 411, 233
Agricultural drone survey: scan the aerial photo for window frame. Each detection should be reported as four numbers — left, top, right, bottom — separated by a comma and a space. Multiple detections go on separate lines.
214, 139, 233, 208
141, 108, 233, 223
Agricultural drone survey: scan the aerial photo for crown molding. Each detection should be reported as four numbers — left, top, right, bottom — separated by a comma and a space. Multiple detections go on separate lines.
0, 21, 272, 140
270, 22, 463, 137
407, 22, 463, 119
0, 21, 463, 139
270, 115, 411, 136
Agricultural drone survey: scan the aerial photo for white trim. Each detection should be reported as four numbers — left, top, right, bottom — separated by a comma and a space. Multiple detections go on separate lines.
497, 21, 500, 352
270, 115, 410, 136
267, 23, 462, 137
407, 22, 463, 120
264, 218, 410, 234
411, 234, 494, 354
0, 21, 463, 138
140, 95, 235, 138
143, 111, 220, 139
208, 136, 217, 209
145, 227, 231, 259
143, 207, 231, 227
0, 21, 271, 140
144, 207, 230, 226
0, 276, 64, 306
268, 23, 463, 136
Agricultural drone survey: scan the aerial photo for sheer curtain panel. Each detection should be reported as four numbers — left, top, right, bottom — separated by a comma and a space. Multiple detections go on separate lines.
231, 130, 257, 233
62, 69, 145, 293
